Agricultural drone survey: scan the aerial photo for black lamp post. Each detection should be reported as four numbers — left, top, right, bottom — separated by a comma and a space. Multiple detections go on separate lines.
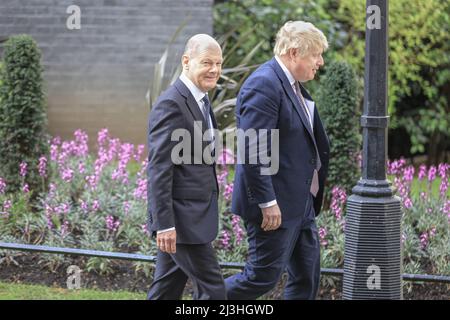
343, 0, 403, 299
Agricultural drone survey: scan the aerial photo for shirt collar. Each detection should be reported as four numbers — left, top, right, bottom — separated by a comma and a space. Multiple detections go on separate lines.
179, 73, 207, 103
275, 55, 296, 86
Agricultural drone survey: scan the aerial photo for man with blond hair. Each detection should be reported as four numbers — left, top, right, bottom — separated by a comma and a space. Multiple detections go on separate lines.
226, 21, 330, 299
147, 34, 226, 300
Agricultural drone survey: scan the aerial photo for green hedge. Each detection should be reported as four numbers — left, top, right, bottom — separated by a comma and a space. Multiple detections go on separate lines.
317, 61, 361, 201
0, 34, 49, 195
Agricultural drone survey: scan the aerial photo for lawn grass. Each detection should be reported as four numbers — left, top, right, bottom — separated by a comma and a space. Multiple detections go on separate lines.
0, 281, 146, 300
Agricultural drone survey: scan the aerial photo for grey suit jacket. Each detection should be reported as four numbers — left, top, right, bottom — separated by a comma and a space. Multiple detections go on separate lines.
147, 79, 219, 244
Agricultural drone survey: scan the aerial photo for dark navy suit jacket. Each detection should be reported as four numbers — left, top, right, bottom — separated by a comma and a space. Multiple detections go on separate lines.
231, 58, 330, 225
147, 79, 219, 244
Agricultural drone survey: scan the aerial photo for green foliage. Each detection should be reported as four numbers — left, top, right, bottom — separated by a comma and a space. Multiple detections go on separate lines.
0, 34, 50, 195
336, 0, 450, 157
0, 282, 145, 300
317, 61, 361, 198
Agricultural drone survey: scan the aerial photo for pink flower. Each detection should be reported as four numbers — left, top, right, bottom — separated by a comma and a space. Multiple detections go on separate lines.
217, 148, 235, 165
97, 128, 110, 148
231, 215, 244, 245
403, 198, 413, 209
141, 223, 150, 236
135, 144, 145, 162
60, 220, 69, 237
403, 166, 415, 182
78, 161, 85, 174
418, 164, 427, 181
223, 183, 234, 201
50, 144, 59, 162
61, 168, 74, 182
92, 200, 100, 212
106, 215, 120, 232
38, 156, 47, 177
133, 178, 147, 200
428, 166, 437, 182
74, 129, 89, 157
319, 227, 328, 246
420, 232, 428, 249
0, 177, 6, 194
19, 162, 27, 177
438, 163, 448, 179
22, 183, 29, 193
220, 230, 231, 250
123, 201, 131, 216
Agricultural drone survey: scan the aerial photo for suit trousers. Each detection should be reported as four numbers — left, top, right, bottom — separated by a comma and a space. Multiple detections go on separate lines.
147, 242, 226, 300
225, 194, 320, 300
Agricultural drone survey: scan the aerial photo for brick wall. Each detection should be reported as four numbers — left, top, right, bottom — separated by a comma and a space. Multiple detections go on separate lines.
0, 0, 213, 150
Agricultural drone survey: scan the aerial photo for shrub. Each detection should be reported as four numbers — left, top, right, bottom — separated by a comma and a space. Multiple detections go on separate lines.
0, 34, 49, 196
316, 61, 361, 203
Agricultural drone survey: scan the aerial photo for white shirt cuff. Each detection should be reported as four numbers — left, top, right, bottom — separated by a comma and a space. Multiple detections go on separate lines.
258, 200, 277, 208
157, 227, 175, 234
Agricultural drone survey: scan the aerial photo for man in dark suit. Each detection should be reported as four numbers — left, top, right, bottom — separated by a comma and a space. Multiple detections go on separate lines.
146, 34, 226, 300
225, 21, 330, 300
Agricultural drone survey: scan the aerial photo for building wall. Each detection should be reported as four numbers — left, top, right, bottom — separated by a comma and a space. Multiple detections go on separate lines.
0, 0, 213, 150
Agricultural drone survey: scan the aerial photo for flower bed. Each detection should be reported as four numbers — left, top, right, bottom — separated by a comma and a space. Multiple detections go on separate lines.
1, 130, 449, 283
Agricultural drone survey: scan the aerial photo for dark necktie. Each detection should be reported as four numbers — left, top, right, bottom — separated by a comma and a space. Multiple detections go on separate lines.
201, 94, 215, 159
294, 82, 321, 197
201, 94, 212, 129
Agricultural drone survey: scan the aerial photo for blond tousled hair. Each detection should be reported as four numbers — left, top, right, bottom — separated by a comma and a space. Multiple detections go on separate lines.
274, 21, 328, 57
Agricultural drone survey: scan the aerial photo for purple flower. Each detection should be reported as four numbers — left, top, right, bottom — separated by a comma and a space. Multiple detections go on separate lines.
403, 198, 413, 209
231, 215, 244, 245
92, 200, 100, 212
74, 129, 89, 157
420, 232, 428, 249
60, 220, 69, 237
428, 166, 437, 182
217, 170, 228, 186
61, 168, 74, 182
2, 200, 12, 218
141, 223, 150, 236
78, 161, 85, 174
135, 144, 145, 162
319, 227, 328, 246
0, 177, 6, 194
38, 156, 47, 177
133, 178, 147, 200
80, 199, 89, 212
223, 183, 234, 201
418, 164, 427, 181
220, 230, 231, 250
97, 128, 110, 147
123, 201, 131, 216
401, 233, 407, 244
106, 215, 120, 232
403, 166, 415, 182
438, 163, 448, 179
217, 148, 235, 165
50, 144, 59, 162
22, 183, 29, 193
19, 162, 27, 177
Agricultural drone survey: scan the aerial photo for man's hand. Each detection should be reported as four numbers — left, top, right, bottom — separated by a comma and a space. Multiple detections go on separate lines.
261, 204, 282, 231
156, 229, 177, 253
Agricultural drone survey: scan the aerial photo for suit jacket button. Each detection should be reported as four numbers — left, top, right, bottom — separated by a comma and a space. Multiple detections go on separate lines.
310, 159, 315, 165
